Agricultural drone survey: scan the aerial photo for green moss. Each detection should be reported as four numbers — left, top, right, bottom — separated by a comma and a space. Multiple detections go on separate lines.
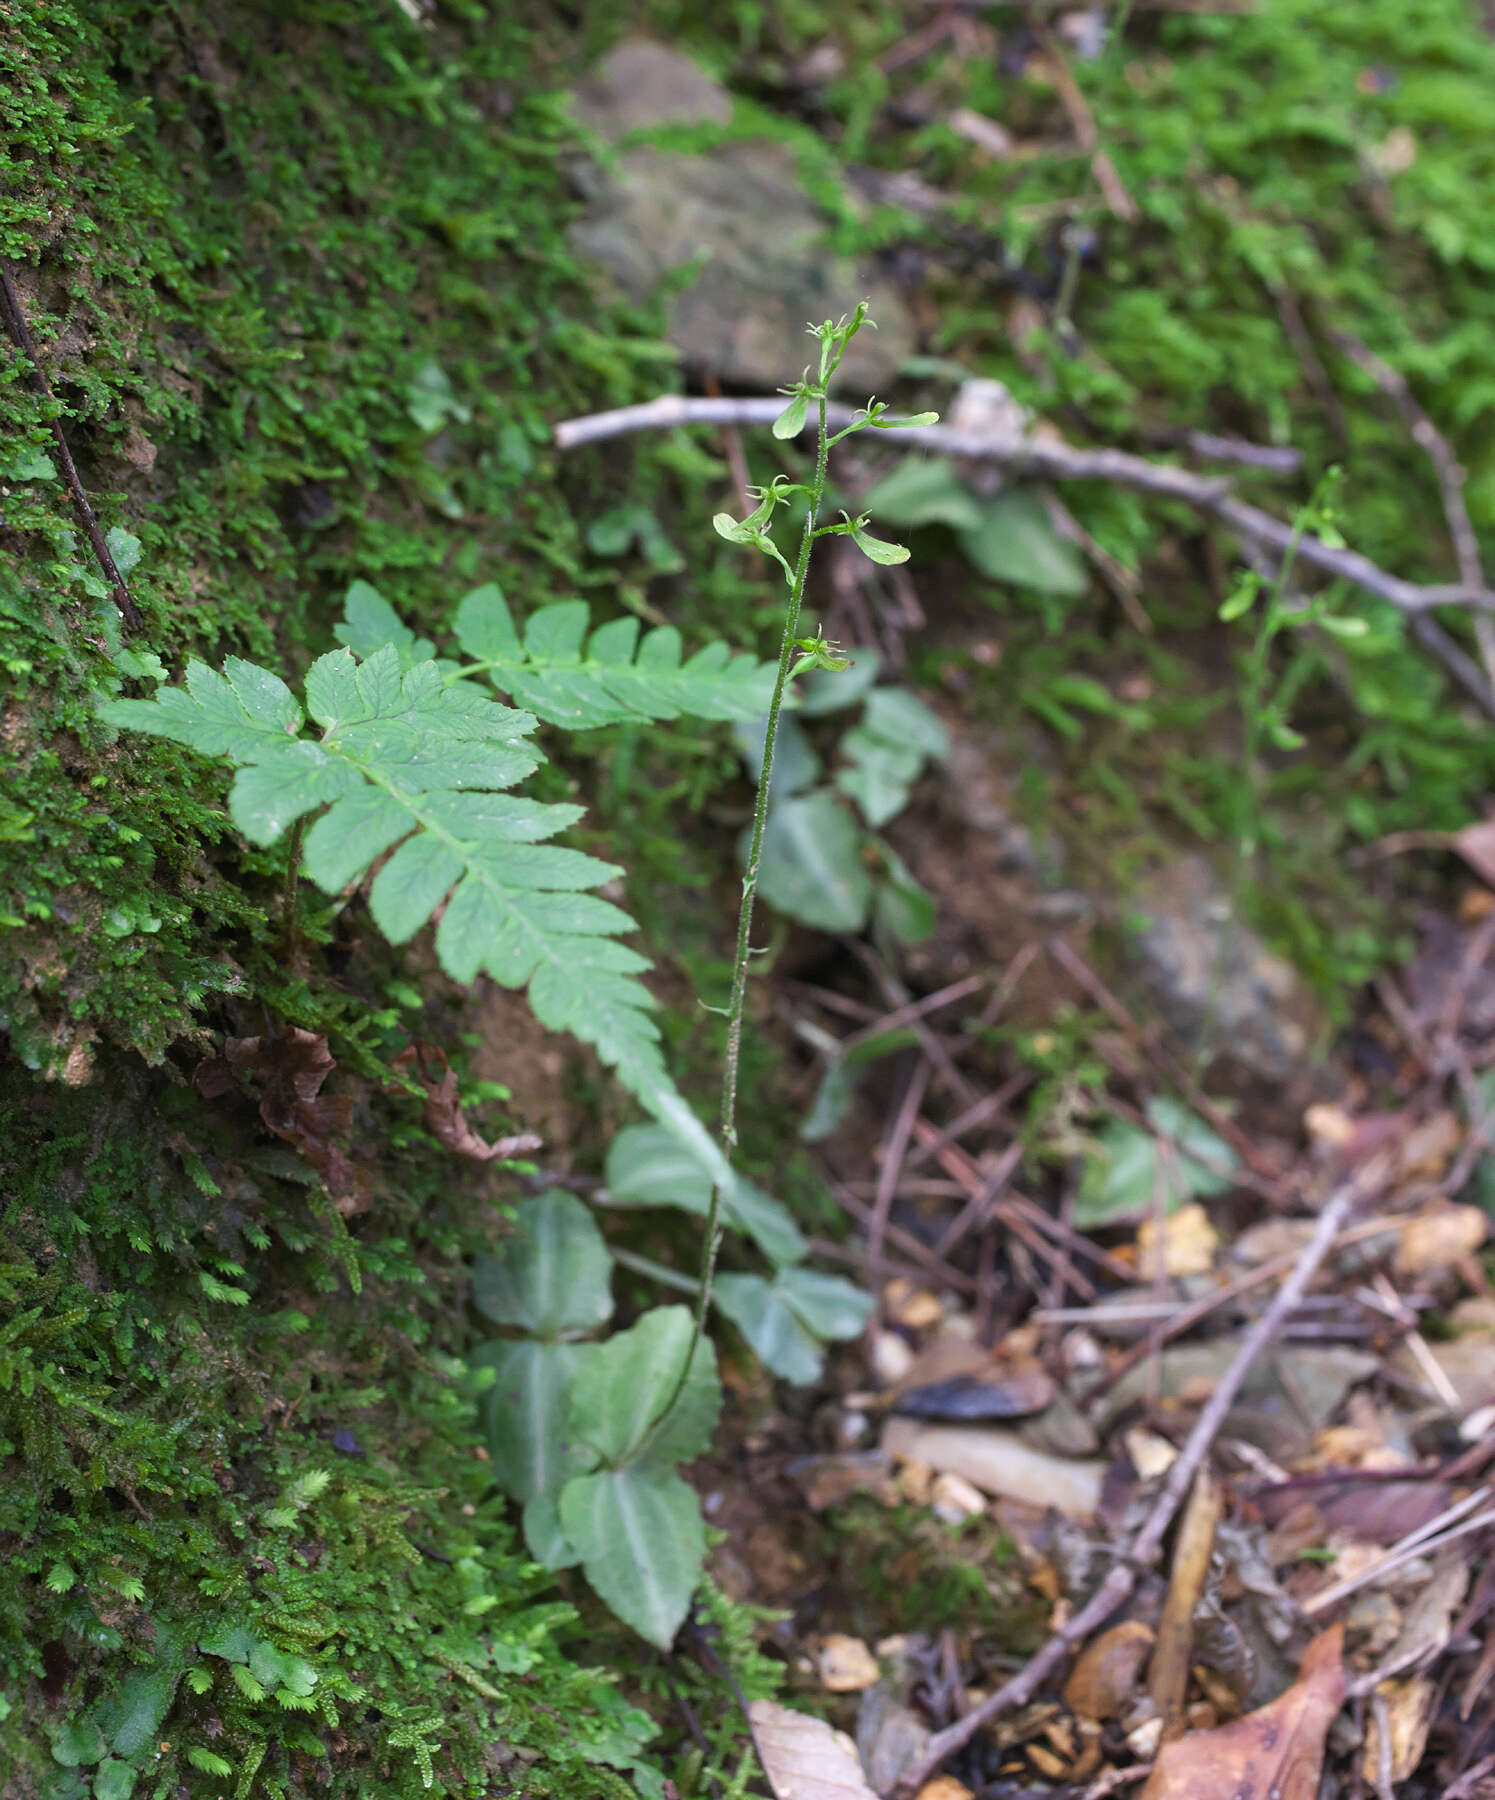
0, 1058, 673, 1799
0, 0, 626, 1068
0, 3, 776, 1793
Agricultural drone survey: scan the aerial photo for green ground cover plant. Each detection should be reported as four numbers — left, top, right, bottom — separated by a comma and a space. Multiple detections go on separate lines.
10, 0, 1495, 1794
99, 306, 923, 1651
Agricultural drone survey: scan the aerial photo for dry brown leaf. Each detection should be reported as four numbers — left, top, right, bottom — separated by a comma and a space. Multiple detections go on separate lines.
1139, 1624, 1345, 1800
1149, 1469, 1222, 1735
1394, 1110, 1462, 1182
1063, 1620, 1155, 1721
1138, 1202, 1218, 1279
913, 1780, 971, 1800
196, 1027, 369, 1208
1364, 1677, 1434, 1786
391, 1042, 542, 1163
1396, 1203, 1487, 1276
750, 1699, 879, 1800
1453, 816, 1495, 890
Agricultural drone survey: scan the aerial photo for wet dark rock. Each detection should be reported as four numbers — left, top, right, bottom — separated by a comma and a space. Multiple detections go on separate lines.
1125, 854, 1328, 1085
891, 1368, 1054, 1422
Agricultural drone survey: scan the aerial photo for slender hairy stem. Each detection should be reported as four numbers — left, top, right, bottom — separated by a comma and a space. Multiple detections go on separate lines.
639, 317, 861, 1456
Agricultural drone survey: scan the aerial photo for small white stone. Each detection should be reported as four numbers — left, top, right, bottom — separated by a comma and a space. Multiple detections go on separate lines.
1126, 1715, 1164, 1760
929, 1471, 986, 1524
867, 1329, 915, 1387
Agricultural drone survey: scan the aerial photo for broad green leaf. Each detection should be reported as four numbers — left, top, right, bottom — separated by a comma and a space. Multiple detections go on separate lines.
605, 1123, 711, 1212
874, 870, 936, 945
4, 441, 55, 481
567, 1305, 720, 1466
522, 1495, 581, 1570
796, 648, 882, 716
246, 1642, 316, 1698
800, 1058, 855, 1143
871, 841, 937, 945
1148, 1096, 1238, 1194
862, 457, 984, 533
721, 1177, 808, 1268
1074, 1096, 1237, 1227
712, 1274, 824, 1384
960, 489, 1088, 596
472, 1339, 594, 1502
471, 1191, 613, 1337
93, 1757, 139, 1800
198, 1625, 255, 1664
775, 1267, 873, 1340
559, 1465, 705, 1649
835, 727, 923, 828
802, 1029, 928, 1137
604, 1124, 806, 1265
104, 527, 142, 577
861, 688, 949, 760
50, 1718, 106, 1767
748, 791, 871, 934
733, 711, 821, 794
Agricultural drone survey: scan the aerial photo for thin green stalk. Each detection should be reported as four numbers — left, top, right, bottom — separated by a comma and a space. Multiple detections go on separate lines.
637, 398, 831, 1452
635, 306, 929, 1461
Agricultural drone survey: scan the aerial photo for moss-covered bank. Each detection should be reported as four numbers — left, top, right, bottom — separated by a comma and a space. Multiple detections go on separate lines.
0, 4, 714, 1794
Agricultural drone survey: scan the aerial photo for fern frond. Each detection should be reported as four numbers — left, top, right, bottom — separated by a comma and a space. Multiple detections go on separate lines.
452, 584, 777, 728
100, 645, 732, 1185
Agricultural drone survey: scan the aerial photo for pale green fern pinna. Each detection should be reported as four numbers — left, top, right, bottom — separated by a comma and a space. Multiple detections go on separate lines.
103, 582, 774, 1176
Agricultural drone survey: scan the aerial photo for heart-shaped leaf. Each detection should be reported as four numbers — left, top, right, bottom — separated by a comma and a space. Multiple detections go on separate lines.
471, 1190, 613, 1338
471, 1338, 595, 1502
713, 1274, 825, 1384
567, 1305, 721, 1466
748, 791, 871, 934
559, 1464, 706, 1649
604, 1124, 806, 1266
960, 489, 1088, 596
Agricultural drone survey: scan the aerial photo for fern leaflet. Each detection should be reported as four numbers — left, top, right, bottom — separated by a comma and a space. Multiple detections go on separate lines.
101, 643, 731, 1183
450, 584, 777, 728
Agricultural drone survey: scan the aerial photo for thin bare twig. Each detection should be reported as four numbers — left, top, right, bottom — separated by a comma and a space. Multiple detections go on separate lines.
852, 942, 979, 1109
806, 1232, 975, 1294
842, 972, 987, 1053
869, 1061, 931, 1316
1028, 10, 1139, 223
1179, 430, 1302, 473
830, 1184, 979, 1293
1302, 1490, 1495, 1619
1041, 484, 1152, 633
897, 1172, 1366, 1793
903, 1071, 1033, 1173
1088, 1212, 1403, 1399
0, 268, 142, 630
1043, 935, 1288, 1186
552, 394, 1495, 629
1334, 329, 1495, 696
